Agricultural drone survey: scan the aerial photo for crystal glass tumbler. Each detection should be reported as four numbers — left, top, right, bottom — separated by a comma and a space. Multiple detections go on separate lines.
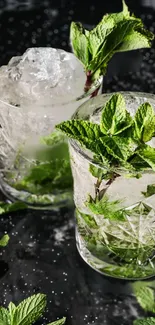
70, 92, 155, 279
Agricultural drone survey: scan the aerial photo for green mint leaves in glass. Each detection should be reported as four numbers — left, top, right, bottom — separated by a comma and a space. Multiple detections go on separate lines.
70, 0, 154, 94
56, 92, 155, 280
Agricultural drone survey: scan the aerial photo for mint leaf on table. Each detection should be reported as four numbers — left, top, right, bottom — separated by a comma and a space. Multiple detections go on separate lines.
47, 318, 66, 325
134, 318, 155, 325
134, 285, 155, 312
100, 93, 132, 135
8, 302, 16, 319
12, 294, 46, 325
0, 234, 9, 247
70, 0, 154, 87
0, 307, 10, 325
56, 120, 103, 155
99, 136, 134, 162
0, 294, 66, 325
133, 103, 155, 142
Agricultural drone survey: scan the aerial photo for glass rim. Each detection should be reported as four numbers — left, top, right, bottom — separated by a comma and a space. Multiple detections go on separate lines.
69, 91, 155, 174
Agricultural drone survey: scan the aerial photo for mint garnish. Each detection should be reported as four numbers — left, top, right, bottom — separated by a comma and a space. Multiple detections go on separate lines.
47, 319, 66, 325
133, 103, 155, 142
0, 234, 9, 247
134, 284, 155, 312
100, 93, 132, 135
70, 0, 154, 92
0, 294, 66, 325
56, 93, 155, 174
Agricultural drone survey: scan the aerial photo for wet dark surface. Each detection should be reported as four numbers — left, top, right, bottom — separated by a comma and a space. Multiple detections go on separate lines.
0, 0, 155, 324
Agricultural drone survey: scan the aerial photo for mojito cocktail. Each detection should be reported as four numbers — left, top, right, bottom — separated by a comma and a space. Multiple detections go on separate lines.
57, 92, 155, 279
0, 48, 101, 207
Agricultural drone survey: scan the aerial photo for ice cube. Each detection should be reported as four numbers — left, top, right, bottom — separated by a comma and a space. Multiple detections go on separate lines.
0, 47, 86, 107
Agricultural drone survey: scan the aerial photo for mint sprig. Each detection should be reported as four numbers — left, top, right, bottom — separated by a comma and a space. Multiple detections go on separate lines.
0, 294, 66, 325
70, 0, 154, 90
56, 93, 155, 174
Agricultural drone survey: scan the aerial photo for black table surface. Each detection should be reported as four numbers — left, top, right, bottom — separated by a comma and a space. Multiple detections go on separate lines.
0, 1, 155, 324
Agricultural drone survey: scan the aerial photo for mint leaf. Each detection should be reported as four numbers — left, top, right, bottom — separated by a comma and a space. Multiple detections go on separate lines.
13, 294, 46, 325
142, 184, 155, 197
0, 234, 9, 247
134, 318, 155, 325
118, 30, 153, 52
136, 145, 155, 171
99, 136, 134, 162
47, 318, 66, 325
8, 302, 16, 321
70, 22, 89, 67
86, 195, 125, 221
134, 286, 155, 312
134, 103, 155, 142
101, 94, 132, 135
129, 154, 150, 171
56, 120, 102, 154
0, 307, 10, 325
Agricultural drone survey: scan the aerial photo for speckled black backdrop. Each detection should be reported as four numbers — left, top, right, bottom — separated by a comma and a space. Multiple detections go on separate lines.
0, 1, 155, 325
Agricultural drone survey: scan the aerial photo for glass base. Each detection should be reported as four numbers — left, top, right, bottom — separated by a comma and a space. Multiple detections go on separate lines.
76, 229, 155, 280
0, 179, 73, 210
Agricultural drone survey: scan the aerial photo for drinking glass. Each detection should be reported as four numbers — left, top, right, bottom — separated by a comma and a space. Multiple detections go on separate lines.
70, 92, 155, 279
0, 48, 102, 208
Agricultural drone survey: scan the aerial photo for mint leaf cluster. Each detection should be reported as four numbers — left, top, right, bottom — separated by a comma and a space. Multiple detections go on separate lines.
70, 0, 154, 86
56, 93, 155, 176
0, 294, 66, 325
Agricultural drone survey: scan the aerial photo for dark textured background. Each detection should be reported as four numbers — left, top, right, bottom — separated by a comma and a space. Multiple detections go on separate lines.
0, 1, 155, 324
